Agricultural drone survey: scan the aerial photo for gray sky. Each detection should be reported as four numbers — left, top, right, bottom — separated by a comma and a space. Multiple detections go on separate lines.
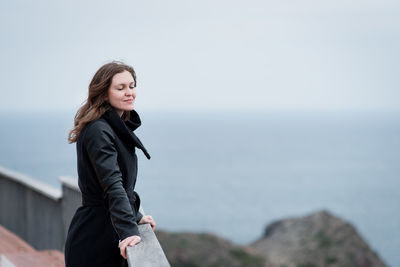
1, 0, 399, 112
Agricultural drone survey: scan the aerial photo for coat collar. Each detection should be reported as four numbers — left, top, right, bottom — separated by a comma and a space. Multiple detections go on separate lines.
101, 107, 151, 159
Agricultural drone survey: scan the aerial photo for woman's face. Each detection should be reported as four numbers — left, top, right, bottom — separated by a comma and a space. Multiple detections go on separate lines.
107, 70, 136, 117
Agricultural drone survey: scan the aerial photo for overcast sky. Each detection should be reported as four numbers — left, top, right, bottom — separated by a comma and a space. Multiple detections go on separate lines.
1, 0, 399, 112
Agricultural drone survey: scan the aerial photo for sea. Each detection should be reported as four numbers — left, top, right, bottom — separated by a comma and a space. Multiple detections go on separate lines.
0, 109, 398, 266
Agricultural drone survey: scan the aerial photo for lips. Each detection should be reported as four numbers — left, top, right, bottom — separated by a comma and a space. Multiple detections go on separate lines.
124, 99, 134, 102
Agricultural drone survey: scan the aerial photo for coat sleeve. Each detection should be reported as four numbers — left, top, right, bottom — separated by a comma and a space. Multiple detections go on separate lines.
136, 211, 144, 224
130, 191, 143, 224
84, 121, 140, 240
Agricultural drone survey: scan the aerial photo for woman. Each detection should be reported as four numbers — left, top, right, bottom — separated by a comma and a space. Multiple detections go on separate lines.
65, 61, 156, 266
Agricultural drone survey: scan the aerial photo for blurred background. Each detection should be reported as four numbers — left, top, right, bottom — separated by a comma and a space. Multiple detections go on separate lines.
0, 0, 399, 266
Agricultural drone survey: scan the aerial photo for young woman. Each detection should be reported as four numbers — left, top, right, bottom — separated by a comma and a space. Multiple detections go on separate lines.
65, 61, 156, 266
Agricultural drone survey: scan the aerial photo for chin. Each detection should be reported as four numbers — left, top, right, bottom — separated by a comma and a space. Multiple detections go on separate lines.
121, 104, 134, 111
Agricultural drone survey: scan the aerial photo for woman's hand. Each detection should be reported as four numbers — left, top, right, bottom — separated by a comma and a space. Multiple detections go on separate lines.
118, 235, 141, 259
139, 215, 156, 230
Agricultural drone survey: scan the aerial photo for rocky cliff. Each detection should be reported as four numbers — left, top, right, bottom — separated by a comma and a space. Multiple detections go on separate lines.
251, 210, 386, 267
157, 210, 387, 267
156, 230, 264, 267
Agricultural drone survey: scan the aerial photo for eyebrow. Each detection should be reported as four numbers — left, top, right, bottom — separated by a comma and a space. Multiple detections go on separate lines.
115, 81, 135, 86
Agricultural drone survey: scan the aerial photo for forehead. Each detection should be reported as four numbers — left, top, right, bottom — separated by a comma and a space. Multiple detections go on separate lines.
111, 70, 135, 85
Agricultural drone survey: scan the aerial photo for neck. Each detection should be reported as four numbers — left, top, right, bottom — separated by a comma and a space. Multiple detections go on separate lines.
117, 110, 123, 117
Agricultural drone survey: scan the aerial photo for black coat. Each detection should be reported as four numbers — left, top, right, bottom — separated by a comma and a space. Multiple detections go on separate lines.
64, 107, 150, 267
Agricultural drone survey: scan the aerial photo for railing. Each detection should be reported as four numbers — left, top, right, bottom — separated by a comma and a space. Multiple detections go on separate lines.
0, 165, 169, 266
126, 208, 170, 267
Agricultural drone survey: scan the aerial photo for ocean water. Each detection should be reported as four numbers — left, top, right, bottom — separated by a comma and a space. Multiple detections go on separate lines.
0, 110, 398, 266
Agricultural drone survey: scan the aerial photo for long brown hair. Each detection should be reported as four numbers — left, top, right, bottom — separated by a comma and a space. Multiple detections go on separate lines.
67, 61, 137, 144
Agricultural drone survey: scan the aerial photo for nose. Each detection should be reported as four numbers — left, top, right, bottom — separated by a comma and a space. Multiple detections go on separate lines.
126, 88, 136, 98
125, 89, 132, 96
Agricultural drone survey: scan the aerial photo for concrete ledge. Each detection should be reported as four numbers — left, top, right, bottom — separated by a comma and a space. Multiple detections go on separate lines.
59, 176, 79, 191
0, 166, 61, 200
126, 209, 170, 267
